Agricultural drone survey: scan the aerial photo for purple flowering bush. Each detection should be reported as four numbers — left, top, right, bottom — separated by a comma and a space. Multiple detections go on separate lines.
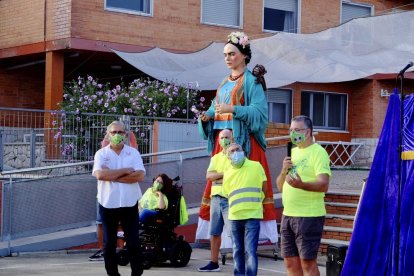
55, 76, 205, 161
60, 76, 204, 118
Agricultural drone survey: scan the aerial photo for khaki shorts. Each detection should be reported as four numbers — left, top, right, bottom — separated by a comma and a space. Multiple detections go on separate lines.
280, 215, 325, 260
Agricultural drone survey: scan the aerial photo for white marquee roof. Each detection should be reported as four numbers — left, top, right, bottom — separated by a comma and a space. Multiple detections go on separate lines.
114, 11, 414, 90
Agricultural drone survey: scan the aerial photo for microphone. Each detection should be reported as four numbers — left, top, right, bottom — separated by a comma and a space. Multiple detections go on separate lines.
399, 61, 414, 76
287, 142, 292, 157
286, 142, 293, 174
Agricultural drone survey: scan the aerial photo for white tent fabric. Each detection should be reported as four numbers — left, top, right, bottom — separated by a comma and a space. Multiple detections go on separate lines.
114, 11, 414, 90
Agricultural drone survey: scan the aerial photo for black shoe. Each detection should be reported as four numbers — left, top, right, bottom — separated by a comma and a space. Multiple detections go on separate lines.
89, 249, 104, 261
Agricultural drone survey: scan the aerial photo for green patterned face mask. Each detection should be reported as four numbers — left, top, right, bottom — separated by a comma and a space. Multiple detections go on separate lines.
110, 134, 124, 145
290, 131, 306, 145
152, 181, 163, 191
219, 138, 231, 150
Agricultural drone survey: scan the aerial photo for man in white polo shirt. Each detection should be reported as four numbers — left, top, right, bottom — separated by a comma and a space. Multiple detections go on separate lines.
93, 121, 146, 276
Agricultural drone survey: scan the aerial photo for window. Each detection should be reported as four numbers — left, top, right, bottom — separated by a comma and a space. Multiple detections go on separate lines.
266, 89, 292, 124
105, 0, 151, 16
201, 0, 242, 27
301, 91, 347, 130
341, 1, 372, 23
263, 0, 298, 33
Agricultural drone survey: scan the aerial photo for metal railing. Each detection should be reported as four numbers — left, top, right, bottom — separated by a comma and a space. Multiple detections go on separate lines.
0, 107, 204, 171
0, 134, 292, 255
0, 146, 211, 256
0, 130, 365, 255
1, 107, 366, 171
268, 134, 364, 167
319, 140, 364, 167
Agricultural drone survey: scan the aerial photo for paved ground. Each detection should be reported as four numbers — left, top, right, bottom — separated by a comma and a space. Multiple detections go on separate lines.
0, 169, 365, 275
0, 247, 328, 276
329, 169, 368, 193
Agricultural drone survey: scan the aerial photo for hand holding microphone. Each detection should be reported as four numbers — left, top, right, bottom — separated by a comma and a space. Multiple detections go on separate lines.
286, 172, 303, 189
282, 142, 293, 175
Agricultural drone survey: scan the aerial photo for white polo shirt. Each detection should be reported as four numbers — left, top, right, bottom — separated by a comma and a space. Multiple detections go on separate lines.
92, 144, 145, 209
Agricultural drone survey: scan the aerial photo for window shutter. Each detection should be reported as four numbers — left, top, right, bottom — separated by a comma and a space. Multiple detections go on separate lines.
266, 89, 291, 104
202, 0, 241, 26
342, 3, 371, 23
264, 0, 297, 12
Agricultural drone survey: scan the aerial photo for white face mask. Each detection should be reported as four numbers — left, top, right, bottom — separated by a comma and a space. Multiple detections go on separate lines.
230, 151, 245, 168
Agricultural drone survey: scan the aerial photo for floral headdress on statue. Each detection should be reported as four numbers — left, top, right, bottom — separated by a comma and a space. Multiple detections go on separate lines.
227, 32, 250, 49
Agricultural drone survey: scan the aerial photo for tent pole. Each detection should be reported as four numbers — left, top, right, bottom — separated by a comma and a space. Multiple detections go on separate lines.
396, 73, 405, 276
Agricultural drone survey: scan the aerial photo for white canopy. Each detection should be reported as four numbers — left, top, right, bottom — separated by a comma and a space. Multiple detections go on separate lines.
114, 11, 414, 90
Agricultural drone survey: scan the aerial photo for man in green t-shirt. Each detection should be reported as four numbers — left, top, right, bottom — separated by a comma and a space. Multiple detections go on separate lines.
276, 115, 331, 276
198, 129, 232, 272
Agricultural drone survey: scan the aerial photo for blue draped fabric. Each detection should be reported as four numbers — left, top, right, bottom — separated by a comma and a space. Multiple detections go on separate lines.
399, 94, 414, 275
342, 91, 414, 275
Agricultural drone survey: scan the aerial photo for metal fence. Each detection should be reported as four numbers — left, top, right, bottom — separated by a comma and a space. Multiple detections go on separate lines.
0, 108, 365, 172
0, 107, 367, 255
0, 145, 286, 256
268, 135, 365, 167
0, 107, 206, 171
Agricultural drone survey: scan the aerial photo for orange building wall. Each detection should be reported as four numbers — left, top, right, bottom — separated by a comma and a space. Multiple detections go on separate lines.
1, 0, 413, 140
265, 77, 414, 145
301, 0, 411, 34
69, 0, 411, 52
69, 0, 273, 52
0, 0, 45, 49
0, 0, 71, 49
0, 67, 44, 109
265, 122, 290, 147
45, 0, 72, 41
284, 82, 355, 141
350, 80, 378, 139
301, 0, 341, 34
1, 0, 412, 51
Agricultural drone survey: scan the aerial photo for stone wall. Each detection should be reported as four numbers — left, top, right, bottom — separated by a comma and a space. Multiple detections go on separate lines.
2, 143, 46, 170
351, 138, 378, 165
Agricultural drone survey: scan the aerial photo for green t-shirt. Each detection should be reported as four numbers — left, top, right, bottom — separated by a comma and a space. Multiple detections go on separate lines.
139, 188, 168, 210
282, 143, 331, 217
208, 152, 231, 197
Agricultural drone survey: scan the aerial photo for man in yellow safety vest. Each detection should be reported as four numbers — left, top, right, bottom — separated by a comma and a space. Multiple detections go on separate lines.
223, 142, 267, 276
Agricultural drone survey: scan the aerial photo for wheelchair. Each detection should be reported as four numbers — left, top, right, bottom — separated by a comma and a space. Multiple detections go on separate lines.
116, 177, 192, 270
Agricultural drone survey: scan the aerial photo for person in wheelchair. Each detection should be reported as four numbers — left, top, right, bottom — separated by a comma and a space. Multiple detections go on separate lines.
117, 174, 192, 269
138, 173, 173, 225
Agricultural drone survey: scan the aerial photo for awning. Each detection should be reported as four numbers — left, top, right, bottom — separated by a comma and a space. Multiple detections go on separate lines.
114, 11, 414, 90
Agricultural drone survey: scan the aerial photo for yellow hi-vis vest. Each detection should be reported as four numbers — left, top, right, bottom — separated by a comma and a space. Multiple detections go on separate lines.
223, 159, 265, 220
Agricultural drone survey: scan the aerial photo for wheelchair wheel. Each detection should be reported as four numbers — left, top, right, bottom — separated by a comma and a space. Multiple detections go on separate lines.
273, 249, 279, 261
142, 258, 152, 270
170, 240, 192, 267
141, 250, 154, 270
116, 249, 130, 266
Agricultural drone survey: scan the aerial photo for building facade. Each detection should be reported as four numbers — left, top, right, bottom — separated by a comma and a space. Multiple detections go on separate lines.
1, 0, 413, 164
